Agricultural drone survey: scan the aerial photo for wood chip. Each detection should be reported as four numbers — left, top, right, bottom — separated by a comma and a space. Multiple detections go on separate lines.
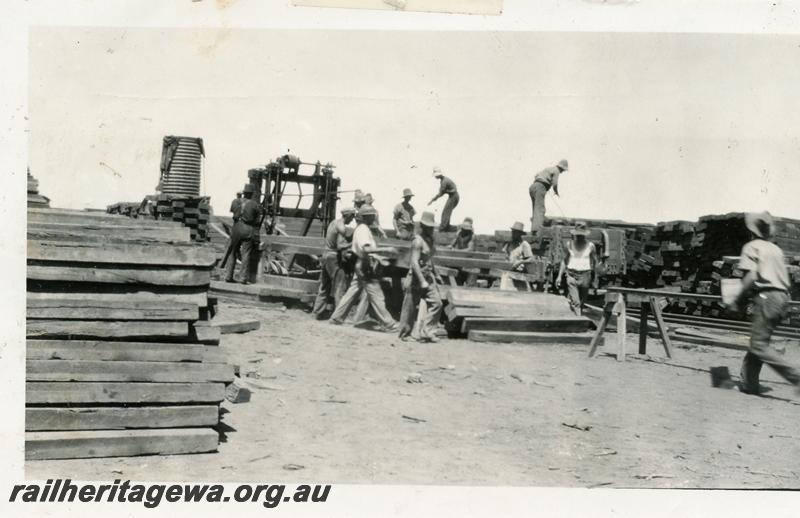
402, 414, 426, 423
562, 422, 592, 432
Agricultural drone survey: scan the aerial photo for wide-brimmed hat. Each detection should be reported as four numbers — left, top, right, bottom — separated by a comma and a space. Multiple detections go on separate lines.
571, 221, 589, 236
432, 166, 443, 177
419, 211, 436, 228
353, 189, 364, 203
340, 206, 356, 215
558, 159, 569, 171
510, 221, 526, 234
364, 193, 374, 204
243, 184, 256, 194
460, 217, 473, 231
402, 188, 414, 198
236, 191, 243, 195
358, 205, 377, 217
745, 211, 774, 239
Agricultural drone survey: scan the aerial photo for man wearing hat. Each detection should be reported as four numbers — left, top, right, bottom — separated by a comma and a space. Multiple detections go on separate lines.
503, 222, 534, 273
557, 222, 597, 316
529, 159, 569, 233
448, 217, 476, 251
428, 167, 460, 232
353, 189, 365, 209
311, 206, 357, 319
393, 188, 417, 240
225, 183, 263, 284
329, 205, 399, 332
230, 191, 243, 223
726, 211, 800, 395
363, 193, 387, 239
399, 211, 443, 342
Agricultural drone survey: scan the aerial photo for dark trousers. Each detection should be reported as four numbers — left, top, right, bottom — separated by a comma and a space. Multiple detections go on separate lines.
398, 277, 442, 340
440, 192, 460, 231
529, 181, 548, 232
566, 269, 592, 315
740, 290, 800, 393
312, 251, 340, 317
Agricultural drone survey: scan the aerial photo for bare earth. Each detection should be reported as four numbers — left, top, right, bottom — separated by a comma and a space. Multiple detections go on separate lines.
27, 302, 800, 488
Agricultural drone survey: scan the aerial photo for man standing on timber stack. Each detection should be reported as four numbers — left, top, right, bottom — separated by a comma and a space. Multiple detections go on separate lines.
225, 184, 263, 284
726, 211, 800, 395
428, 167, 459, 232
399, 211, 443, 342
557, 222, 597, 316
529, 159, 568, 233
448, 217, 476, 251
311, 206, 356, 320
363, 193, 387, 239
329, 205, 399, 332
393, 188, 417, 240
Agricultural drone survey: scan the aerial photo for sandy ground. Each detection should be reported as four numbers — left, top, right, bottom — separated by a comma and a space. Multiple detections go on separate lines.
27, 301, 800, 488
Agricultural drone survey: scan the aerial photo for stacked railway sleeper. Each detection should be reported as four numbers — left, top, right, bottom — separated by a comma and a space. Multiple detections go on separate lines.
26, 208, 233, 461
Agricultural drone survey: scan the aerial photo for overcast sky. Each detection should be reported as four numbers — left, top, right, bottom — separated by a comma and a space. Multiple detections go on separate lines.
29, 28, 800, 232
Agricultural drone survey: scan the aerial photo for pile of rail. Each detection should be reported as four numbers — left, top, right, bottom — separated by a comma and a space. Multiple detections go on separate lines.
27, 171, 50, 208
26, 208, 233, 460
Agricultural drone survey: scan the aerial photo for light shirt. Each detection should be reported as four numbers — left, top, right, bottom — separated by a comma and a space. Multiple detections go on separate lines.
738, 239, 791, 292
438, 176, 458, 196
534, 166, 561, 189
567, 241, 595, 271
505, 240, 533, 263
393, 202, 416, 229
351, 223, 377, 257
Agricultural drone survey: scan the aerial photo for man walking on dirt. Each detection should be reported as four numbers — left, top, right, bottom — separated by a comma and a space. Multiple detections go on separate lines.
311, 206, 356, 319
557, 222, 598, 316
398, 211, 442, 342
530, 159, 568, 233
329, 205, 399, 332
726, 211, 800, 395
428, 167, 459, 232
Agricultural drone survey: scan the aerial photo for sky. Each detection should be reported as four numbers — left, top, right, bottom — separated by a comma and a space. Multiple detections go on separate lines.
28, 27, 800, 233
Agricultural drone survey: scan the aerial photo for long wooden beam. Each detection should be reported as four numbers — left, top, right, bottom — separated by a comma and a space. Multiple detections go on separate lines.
25, 428, 219, 460
27, 290, 208, 307
26, 264, 211, 287
26, 382, 226, 404
26, 360, 235, 383
26, 300, 199, 321
26, 340, 225, 363
28, 240, 218, 267
26, 406, 220, 431
26, 320, 190, 340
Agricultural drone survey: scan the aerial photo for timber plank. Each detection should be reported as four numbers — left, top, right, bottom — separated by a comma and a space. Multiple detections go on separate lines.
27, 223, 190, 243
449, 304, 574, 319
26, 320, 189, 340
26, 300, 198, 321
26, 406, 219, 431
28, 240, 218, 267
26, 340, 225, 363
461, 317, 594, 334
196, 319, 261, 335
468, 330, 603, 345
26, 264, 211, 287
25, 428, 219, 460
191, 323, 221, 345
260, 275, 319, 293
27, 360, 234, 383
26, 382, 226, 404
27, 208, 183, 227
27, 290, 208, 307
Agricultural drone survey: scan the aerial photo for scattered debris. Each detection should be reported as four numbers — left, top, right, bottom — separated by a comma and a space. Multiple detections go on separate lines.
282, 464, 305, 471
634, 474, 674, 480
225, 382, 251, 404
593, 449, 617, 457
310, 399, 349, 404
248, 454, 272, 463
401, 414, 427, 423
242, 379, 286, 391
562, 422, 592, 432
588, 482, 614, 488
510, 373, 524, 383
406, 373, 423, 384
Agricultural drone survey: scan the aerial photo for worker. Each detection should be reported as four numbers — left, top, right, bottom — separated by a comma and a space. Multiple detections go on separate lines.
557, 222, 597, 316
393, 188, 417, 240
225, 183, 263, 285
725, 211, 800, 395
448, 217, 475, 251
353, 190, 366, 210
363, 193, 387, 239
399, 211, 443, 342
503, 221, 534, 273
529, 159, 568, 233
230, 191, 243, 223
428, 167, 459, 232
329, 205, 399, 332
311, 206, 356, 320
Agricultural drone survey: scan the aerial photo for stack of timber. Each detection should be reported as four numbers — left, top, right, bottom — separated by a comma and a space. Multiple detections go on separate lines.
106, 202, 146, 219
26, 208, 233, 461
210, 276, 318, 306
27, 171, 51, 208
151, 195, 211, 242
445, 287, 598, 345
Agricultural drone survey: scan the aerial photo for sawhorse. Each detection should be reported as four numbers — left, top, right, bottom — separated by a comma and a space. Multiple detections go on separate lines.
588, 292, 674, 361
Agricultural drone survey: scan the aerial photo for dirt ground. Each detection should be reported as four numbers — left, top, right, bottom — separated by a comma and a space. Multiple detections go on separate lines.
27, 301, 800, 488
